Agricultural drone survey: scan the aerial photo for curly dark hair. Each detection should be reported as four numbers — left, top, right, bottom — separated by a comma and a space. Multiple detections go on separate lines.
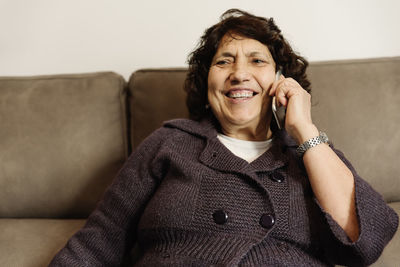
184, 8, 311, 121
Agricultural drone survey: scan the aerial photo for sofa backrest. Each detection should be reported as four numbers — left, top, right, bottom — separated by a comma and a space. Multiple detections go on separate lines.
127, 68, 188, 150
128, 57, 400, 203
308, 57, 400, 203
0, 72, 128, 218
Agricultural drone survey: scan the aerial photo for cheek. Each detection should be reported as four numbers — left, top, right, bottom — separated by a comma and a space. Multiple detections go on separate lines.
207, 89, 222, 112
207, 89, 213, 103
207, 89, 217, 111
207, 71, 216, 104
207, 69, 225, 102
207, 67, 217, 88
208, 67, 228, 90
257, 74, 275, 93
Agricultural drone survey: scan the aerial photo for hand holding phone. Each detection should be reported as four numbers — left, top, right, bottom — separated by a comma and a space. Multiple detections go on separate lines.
272, 69, 286, 130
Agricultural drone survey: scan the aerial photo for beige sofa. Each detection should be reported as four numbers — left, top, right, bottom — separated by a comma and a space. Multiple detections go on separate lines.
0, 57, 399, 266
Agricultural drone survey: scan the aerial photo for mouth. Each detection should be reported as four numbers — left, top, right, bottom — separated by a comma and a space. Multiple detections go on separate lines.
225, 89, 258, 100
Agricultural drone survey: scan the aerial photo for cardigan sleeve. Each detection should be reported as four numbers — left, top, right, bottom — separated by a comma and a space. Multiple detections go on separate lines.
49, 127, 170, 267
315, 146, 399, 267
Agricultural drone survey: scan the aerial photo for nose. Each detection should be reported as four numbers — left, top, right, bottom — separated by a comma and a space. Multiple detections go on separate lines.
229, 61, 250, 84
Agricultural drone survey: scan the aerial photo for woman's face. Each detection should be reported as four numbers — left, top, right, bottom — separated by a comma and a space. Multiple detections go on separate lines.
207, 33, 276, 139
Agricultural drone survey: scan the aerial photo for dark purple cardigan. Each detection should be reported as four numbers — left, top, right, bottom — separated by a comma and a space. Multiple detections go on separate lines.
50, 118, 398, 266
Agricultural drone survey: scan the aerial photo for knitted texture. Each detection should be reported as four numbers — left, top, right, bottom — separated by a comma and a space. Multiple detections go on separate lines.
50, 118, 398, 267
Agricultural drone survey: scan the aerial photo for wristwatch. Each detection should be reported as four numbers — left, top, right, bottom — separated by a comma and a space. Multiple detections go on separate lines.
296, 131, 329, 157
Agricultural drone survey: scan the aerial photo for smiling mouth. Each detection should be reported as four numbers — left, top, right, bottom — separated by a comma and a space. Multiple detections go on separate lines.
225, 90, 258, 99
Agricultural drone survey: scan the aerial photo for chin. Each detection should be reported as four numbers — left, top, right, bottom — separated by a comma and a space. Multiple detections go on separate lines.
228, 115, 260, 127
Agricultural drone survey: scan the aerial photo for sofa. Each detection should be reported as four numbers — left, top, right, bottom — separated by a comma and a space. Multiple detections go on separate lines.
0, 57, 399, 266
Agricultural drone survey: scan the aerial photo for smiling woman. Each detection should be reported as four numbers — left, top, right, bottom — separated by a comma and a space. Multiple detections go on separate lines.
50, 8, 398, 267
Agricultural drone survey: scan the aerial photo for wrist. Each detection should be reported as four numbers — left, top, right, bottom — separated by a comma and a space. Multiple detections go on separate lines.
292, 124, 319, 145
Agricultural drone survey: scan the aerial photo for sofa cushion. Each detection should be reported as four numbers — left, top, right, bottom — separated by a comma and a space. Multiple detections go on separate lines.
127, 68, 188, 149
308, 57, 400, 202
0, 72, 128, 218
0, 218, 85, 267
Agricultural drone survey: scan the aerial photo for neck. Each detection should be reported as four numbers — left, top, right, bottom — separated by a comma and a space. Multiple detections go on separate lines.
221, 122, 273, 141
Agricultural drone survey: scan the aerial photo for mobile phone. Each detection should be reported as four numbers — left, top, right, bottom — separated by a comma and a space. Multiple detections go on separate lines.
272, 69, 286, 130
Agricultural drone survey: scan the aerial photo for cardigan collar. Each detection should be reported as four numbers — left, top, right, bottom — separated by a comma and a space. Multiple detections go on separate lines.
164, 118, 298, 174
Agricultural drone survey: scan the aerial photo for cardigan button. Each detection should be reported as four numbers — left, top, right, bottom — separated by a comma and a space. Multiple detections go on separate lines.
260, 213, 275, 229
213, 209, 228, 224
270, 171, 285, 183
162, 253, 170, 258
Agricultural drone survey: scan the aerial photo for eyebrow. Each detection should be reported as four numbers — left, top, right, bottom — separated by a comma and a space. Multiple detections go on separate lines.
218, 51, 268, 58
247, 51, 266, 57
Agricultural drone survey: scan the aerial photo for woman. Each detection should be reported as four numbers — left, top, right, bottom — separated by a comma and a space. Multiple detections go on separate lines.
50, 9, 398, 266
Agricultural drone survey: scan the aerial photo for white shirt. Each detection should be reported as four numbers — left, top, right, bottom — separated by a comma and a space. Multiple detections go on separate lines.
217, 134, 273, 163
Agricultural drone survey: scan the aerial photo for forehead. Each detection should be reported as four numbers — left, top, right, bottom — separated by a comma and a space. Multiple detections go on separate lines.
216, 33, 271, 55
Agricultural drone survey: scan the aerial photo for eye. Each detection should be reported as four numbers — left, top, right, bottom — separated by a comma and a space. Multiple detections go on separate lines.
215, 59, 230, 66
252, 58, 266, 64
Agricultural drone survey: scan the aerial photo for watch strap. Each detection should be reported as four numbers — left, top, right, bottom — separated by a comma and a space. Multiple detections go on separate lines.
296, 131, 329, 157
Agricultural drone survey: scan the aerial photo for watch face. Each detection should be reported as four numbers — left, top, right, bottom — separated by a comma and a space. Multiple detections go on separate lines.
320, 131, 329, 142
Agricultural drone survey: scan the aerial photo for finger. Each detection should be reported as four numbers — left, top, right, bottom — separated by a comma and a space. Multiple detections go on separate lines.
274, 75, 290, 106
276, 89, 288, 107
281, 78, 305, 99
269, 79, 279, 96
269, 74, 286, 96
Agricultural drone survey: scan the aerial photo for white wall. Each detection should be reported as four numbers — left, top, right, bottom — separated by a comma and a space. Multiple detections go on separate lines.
1, 0, 399, 79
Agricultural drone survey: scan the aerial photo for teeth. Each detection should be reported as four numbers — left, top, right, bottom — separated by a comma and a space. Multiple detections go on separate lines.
228, 91, 253, 98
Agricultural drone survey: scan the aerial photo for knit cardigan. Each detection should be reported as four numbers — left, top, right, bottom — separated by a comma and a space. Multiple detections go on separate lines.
50, 118, 398, 267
